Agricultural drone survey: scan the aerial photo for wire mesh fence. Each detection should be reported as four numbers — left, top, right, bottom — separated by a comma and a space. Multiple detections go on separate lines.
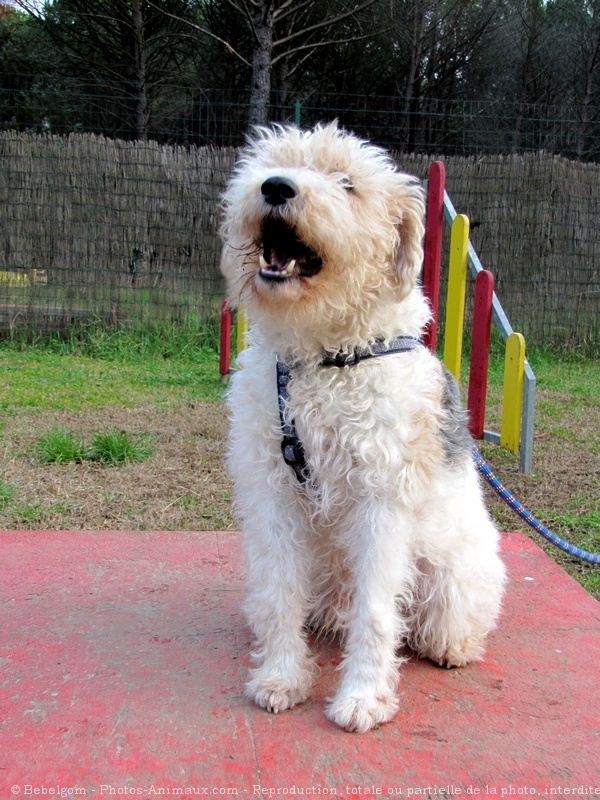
3, 77, 600, 160
0, 130, 598, 353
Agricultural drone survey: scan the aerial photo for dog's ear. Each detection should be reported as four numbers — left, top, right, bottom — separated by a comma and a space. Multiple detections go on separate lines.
392, 182, 425, 300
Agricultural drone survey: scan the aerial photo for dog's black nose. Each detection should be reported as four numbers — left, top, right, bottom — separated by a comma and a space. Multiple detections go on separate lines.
261, 176, 298, 206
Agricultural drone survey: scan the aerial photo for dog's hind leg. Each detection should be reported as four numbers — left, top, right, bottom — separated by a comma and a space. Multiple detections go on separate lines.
408, 488, 506, 668
325, 501, 414, 733
242, 499, 316, 714
409, 552, 505, 668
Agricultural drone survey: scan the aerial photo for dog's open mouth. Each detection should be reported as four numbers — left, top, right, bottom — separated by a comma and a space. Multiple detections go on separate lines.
258, 218, 323, 282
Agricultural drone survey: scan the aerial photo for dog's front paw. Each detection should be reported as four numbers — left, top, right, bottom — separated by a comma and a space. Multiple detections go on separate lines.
245, 671, 312, 715
325, 690, 399, 733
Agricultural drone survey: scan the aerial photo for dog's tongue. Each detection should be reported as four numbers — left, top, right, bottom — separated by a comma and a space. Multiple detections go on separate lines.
260, 249, 297, 278
273, 251, 296, 272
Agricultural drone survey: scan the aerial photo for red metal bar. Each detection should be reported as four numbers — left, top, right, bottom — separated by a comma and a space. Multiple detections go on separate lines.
468, 270, 495, 439
422, 160, 446, 353
219, 300, 232, 380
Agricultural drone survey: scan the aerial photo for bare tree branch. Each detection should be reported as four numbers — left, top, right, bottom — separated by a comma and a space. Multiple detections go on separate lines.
273, 0, 318, 24
273, 0, 380, 50
272, 29, 375, 66
222, 0, 260, 45
144, 0, 252, 66
220, 0, 258, 15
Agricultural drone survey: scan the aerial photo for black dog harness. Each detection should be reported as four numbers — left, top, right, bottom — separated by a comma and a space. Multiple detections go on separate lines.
276, 335, 424, 484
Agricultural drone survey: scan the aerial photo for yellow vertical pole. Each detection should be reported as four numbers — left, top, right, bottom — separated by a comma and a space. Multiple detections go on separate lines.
501, 332, 526, 452
443, 214, 470, 381
236, 305, 248, 354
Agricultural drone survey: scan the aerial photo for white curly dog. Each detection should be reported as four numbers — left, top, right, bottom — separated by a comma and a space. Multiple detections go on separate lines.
220, 122, 506, 733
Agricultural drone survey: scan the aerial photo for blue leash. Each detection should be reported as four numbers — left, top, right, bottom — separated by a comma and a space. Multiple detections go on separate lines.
473, 447, 600, 565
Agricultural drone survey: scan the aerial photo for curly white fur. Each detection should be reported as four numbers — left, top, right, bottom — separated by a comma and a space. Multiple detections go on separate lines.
220, 122, 506, 733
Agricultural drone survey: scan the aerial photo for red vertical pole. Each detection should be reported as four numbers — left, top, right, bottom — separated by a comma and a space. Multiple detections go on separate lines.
468, 270, 494, 439
219, 300, 232, 380
422, 160, 446, 353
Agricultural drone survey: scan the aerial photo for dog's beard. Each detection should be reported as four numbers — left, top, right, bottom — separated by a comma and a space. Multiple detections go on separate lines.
257, 217, 323, 284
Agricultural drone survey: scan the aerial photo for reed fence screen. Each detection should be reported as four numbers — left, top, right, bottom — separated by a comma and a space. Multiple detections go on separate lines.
0, 131, 598, 353
0, 132, 235, 335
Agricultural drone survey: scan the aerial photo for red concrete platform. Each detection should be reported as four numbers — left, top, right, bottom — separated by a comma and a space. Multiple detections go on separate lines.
1, 530, 599, 796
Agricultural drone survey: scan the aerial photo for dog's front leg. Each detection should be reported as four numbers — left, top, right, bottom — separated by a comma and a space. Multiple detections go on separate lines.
326, 501, 412, 733
242, 503, 315, 715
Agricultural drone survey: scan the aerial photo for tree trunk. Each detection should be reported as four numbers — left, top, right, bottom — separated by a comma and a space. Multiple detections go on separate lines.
131, 0, 149, 140
512, 32, 536, 154
576, 73, 593, 160
403, 4, 425, 151
248, 1, 274, 129
576, 30, 600, 159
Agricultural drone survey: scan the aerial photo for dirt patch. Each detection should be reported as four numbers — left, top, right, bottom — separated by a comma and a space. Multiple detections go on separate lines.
1, 403, 235, 532
1, 394, 598, 595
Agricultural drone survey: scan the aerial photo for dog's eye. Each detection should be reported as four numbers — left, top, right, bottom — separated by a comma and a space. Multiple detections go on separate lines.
339, 176, 355, 192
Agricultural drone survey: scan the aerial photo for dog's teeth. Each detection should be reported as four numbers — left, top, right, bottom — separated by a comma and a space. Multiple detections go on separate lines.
259, 254, 270, 269
285, 259, 296, 275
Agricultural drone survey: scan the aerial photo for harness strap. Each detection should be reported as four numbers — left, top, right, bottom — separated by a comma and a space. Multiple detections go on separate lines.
276, 360, 312, 484
320, 335, 424, 367
277, 336, 424, 484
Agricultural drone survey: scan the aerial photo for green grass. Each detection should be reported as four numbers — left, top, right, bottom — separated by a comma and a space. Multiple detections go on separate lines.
542, 507, 600, 598
87, 430, 154, 465
0, 478, 47, 526
541, 508, 600, 554
36, 428, 88, 464
35, 427, 154, 466
11, 501, 45, 525
0, 479, 17, 509
6, 317, 220, 359
0, 352, 222, 410
0, 322, 224, 410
